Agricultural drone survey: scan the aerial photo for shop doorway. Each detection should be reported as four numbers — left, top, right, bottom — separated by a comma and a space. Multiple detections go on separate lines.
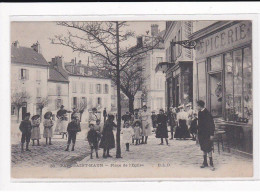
209, 72, 222, 117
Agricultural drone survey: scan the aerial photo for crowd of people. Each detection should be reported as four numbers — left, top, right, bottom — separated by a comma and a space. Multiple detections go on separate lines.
18, 100, 215, 169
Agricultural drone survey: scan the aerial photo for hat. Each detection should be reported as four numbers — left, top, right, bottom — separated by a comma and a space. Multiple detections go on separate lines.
60, 105, 64, 109
133, 120, 141, 126
31, 114, 40, 120
44, 111, 52, 119
186, 102, 192, 107
25, 112, 31, 117
178, 104, 184, 109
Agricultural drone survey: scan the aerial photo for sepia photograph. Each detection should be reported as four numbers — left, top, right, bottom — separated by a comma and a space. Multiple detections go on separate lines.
10, 19, 253, 179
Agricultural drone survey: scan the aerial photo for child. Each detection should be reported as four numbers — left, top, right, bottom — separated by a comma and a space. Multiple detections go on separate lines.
94, 119, 102, 148
31, 115, 41, 146
122, 121, 134, 151
189, 112, 198, 141
43, 112, 54, 145
19, 112, 32, 152
133, 121, 141, 145
87, 124, 100, 159
65, 116, 81, 151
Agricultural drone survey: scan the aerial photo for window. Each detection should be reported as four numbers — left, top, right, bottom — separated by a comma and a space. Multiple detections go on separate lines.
36, 87, 41, 98
36, 70, 41, 81
56, 84, 61, 96
208, 55, 222, 71
178, 28, 182, 56
89, 83, 94, 94
81, 97, 87, 105
88, 97, 93, 108
20, 69, 28, 80
72, 82, 77, 93
97, 97, 102, 106
170, 41, 174, 62
197, 62, 207, 102
72, 97, 77, 108
96, 84, 101, 94
81, 82, 86, 94
11, 105, 16, 115
174, 36, 177, 61
104, 84, 109, 94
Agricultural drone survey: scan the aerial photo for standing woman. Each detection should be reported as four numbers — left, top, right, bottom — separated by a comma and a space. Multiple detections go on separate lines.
140, 105, 152, 144
156, 109, 169, 145
176, 105, 190, 140
99, 114, 117, 158
43, 112, 54, 145
168, 107, 177, 140
31, 115, 41, 146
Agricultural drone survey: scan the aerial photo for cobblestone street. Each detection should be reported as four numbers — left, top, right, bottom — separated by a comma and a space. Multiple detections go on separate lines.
11, 127, 253, 179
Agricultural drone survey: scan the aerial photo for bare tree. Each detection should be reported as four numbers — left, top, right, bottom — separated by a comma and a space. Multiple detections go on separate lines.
51, 21, 162, 158
79, 100, 88, 122
37, 97, 49, 121
11, 91, 31, 123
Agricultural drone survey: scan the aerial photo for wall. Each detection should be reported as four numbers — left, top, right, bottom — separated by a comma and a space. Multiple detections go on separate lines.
11, 63, 48, 122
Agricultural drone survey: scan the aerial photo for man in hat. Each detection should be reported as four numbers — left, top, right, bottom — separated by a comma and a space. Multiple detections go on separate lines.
196, 100, 215, 170
65, 115, 81, 151
168, 107, 177, 140
19, 112, 32, 152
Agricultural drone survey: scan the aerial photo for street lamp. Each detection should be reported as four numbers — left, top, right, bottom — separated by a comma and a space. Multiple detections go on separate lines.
171, 40, 197, 49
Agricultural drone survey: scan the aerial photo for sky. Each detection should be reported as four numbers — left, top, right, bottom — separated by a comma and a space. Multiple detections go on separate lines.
11, 21, 215, 64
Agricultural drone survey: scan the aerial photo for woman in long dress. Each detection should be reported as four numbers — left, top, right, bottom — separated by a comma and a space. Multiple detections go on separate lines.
43, 112, 54, 145
175, 105, 190, 140
31, 115, 41, 146
140, 105, 152, 144
99, 114, 117, 158
155, 109, 169, 145
55, 105, 68, 139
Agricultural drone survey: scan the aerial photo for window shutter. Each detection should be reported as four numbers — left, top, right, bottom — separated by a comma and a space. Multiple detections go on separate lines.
18, 69, 21, 80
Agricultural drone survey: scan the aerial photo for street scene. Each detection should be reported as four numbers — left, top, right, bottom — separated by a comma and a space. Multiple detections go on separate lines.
11, 20, 253, 179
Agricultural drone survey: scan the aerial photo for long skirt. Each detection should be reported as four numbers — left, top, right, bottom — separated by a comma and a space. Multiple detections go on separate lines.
174, 120, 190, 139
55, 119, 67, 134
99, 131, 115, 150
198, 134, 213, 152
156, 124, 168, 138
31, 126, 41, 140
142, 121, 152, 136
43, 127, 53, 138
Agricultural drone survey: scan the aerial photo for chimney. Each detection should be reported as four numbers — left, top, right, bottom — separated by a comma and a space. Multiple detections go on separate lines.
151, 24, 159, 37
12, 40, 20, 48
137, 36, 143, 48
31, 41, 41, 53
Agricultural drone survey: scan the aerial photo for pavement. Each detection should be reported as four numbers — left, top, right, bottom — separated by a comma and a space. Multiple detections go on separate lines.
11, 125, 253, 179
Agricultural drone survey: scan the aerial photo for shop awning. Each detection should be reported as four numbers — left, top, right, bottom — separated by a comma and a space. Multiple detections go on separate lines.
155, 62, 175, 73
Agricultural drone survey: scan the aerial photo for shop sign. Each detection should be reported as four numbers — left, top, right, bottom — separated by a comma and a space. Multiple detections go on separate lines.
195, 21, 252, 59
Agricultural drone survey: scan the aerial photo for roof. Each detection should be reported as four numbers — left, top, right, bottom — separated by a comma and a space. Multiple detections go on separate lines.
11, 45, 49, 66
48, 65, 69, 83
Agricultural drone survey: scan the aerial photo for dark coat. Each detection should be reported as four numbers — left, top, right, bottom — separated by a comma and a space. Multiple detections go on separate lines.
198, 108, 215, 152
87, 130, 100, 148
99, 120, 116, 149
151, 115, 157, 128
156, 114, 168, 138
189, 118, 198, 134
67, 121, 81, 134
19, 120, 32, 133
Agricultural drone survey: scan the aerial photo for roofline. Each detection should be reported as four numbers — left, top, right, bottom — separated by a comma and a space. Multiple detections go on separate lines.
11, 62, 49, 68
68, 73, 111, 80
48, 79, 69, 83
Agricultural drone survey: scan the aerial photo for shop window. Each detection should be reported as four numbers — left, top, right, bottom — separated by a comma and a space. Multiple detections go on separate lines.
233, 49, 243, 118
243, 47, 252, 121
224, 52, 234, 120
197, 62, 206, 102
209, 72, 222, 117
208, 55, 222, 71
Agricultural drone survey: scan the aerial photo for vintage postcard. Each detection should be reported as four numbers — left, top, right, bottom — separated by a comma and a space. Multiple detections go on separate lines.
10, 18, 254, 180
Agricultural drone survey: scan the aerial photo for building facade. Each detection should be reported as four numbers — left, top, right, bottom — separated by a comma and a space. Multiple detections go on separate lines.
65, 61, 112, 122
11, 41, 49, 122
190, 21, 253, 154
48, 56, 69, 114
156, 21, 194, 110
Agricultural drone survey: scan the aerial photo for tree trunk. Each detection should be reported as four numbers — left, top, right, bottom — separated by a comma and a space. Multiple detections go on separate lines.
40, 108, 43, 122
128, 96, 135, 114
115, 21, 122, 158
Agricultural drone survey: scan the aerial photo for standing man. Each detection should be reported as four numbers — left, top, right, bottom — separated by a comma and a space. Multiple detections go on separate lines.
103, 108, 107, 123
168, 107, 177, 140
196, 100, 215, 170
